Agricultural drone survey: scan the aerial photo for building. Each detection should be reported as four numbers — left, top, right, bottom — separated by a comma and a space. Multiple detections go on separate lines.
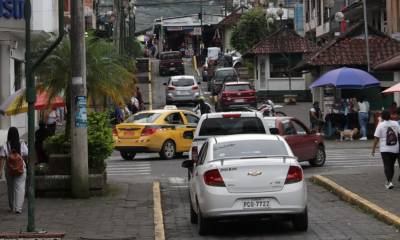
0, 0, 60, 143
217, 6, 247, 53
64, 0, 95, 28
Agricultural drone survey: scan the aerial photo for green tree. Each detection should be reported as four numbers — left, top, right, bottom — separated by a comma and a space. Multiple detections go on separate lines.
231, 7, 277, 53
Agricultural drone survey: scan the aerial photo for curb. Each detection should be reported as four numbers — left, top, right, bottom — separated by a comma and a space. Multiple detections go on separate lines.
153, 181, 165, 240
311, 175, 400, 229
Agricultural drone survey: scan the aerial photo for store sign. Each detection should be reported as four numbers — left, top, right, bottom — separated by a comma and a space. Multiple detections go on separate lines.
0, 0, 25, 20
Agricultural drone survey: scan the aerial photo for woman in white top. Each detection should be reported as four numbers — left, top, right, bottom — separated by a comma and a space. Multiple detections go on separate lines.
358, 97, 370, 140
0, 127, 28, 213
372, 110, 400, 189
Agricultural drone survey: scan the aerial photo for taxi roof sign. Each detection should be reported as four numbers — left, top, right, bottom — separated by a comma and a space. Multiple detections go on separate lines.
163, 105, 178, 110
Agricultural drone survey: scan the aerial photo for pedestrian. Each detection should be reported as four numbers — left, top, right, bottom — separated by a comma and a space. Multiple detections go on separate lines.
194, 97, 212, 115
309, 102, 323, 132
35, 121, 49, 164
358, 97, 370, 140
0, 127, 28, 213
135, 87, 144, 110
46, 109, 58, 135
372, 110, 400, 189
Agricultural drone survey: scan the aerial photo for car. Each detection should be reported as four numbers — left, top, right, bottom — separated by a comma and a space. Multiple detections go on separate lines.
182, 134, 308, 235
114, 107, 199, 160
164, 75, 201, 105
208, 67, 239, 95
189, 111, 271, 161
263, 117, 326, 167
217, 81, 256, 111
159, 51, 184, 76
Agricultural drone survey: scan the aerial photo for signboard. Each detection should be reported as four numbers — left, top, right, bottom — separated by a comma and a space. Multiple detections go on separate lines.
75, 96, 87, 128
0, 0, 25, 19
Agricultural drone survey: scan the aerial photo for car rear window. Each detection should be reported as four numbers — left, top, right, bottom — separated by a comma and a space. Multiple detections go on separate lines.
171, 78, 194, 87
224, 84, 251, 91
126, 113, 160, 123
199, 117, 265, 136
213, 140, 288, 159
160, 52, 181, 60
215, 70, 237, 79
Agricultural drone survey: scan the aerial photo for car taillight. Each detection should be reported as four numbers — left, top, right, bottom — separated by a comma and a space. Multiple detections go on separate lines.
192, 85, 199, 90
112, 128, 117, 136
168, 86, 176, 90
223, 113, 241, 118
204, 169, 225, 187
141, 127, 158, 136
191, 146, 198, 162
285, 166, 303, 184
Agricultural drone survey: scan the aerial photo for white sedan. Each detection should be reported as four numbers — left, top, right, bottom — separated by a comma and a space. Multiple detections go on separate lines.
182, 134, 308, 235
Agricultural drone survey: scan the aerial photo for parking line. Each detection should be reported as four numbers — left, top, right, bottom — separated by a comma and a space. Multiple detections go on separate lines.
153, 181, 165, 240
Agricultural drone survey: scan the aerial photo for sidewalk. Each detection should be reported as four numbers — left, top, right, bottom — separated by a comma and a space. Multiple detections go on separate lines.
313, 167, 400, 228
0, 180, 154, 240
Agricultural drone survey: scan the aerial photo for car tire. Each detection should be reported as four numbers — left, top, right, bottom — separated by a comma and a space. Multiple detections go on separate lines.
159, 140, 176, 160
292, 207, 308, 231
309, 146, 326, 167
120, 151, 136, 160
197, 204, 211, 235
190, 197, 198, 224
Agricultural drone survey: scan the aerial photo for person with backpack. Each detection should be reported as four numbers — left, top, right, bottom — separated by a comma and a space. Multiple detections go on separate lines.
372, 110, 400, 189
0, 127, 28, 213
194, 97, 212, 116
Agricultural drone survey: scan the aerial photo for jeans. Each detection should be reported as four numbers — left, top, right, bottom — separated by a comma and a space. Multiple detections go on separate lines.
381, 152, 397, 182
358, 112, 368, 138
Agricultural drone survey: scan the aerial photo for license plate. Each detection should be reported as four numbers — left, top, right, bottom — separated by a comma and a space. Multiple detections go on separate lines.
177, 91, 190, 95
170, 67, 176, 71
123, 131, 136, 137
242, 199, 270, 209
234, 99, 244, 103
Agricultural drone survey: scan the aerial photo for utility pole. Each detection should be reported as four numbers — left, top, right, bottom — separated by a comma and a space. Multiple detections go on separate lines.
362, 0, 371, 72
70, 0, 90, 198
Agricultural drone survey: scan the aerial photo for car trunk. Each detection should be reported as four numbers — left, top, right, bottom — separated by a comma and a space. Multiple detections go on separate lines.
217, 158, 290, 193
116, 123, 146, 139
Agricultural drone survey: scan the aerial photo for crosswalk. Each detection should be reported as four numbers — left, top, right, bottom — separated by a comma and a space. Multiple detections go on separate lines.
325, 148, 384, 168
106, 156, 151, 176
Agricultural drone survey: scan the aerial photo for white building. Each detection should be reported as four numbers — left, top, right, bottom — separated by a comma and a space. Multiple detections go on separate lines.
0, 0, 59, 144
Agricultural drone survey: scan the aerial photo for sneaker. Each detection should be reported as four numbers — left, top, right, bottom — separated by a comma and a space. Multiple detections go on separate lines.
385, 182, 394, 189
360, 137, 368, 140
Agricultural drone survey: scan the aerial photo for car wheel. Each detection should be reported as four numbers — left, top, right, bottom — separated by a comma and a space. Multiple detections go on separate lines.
120, 151, 136, 160
159, 140, 176, 160
309, 146, 326, 167
190, 197, 198, 224
197, 204, 211, 235
292, 207, 308, 231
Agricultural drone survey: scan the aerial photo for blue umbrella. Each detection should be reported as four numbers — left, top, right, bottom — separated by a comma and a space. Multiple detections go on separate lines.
309, 67, 380, 89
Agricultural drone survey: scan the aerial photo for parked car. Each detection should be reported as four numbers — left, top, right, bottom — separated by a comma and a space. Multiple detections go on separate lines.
208, 67, 239, 95
182, 134, 308, 235
217, 81, 256, 111
159, 51, 184, 76
164, 75, 201, 105
263, 117, 326, 167
114, 107, 199, 160
189, 111, 270, 161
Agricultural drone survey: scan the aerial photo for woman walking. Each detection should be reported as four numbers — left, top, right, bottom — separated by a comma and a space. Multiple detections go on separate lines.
358, 97, 370, 140
0, 127, 28, 213
372, 110, 400, 189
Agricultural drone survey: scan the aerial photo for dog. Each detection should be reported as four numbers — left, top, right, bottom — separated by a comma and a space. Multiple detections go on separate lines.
339, 128, 359, 141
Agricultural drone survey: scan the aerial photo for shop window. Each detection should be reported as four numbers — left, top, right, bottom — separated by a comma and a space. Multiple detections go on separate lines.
305, 0, 310, 22
316, 0, 321, 25
14, 60, 22, 90
269, 54, 303, 78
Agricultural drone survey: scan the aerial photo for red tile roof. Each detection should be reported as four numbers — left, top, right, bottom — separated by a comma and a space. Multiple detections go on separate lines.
246, 28, 316, 55
295, 23, 400, 69
218, 7, 246, 27
374, 53, 400, 71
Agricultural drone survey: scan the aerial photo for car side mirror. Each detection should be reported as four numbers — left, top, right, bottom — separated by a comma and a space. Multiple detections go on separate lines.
163, 83, 167, 86
183, 131, 194, 139
181, 160, 194, 169
270, 128, 280, 135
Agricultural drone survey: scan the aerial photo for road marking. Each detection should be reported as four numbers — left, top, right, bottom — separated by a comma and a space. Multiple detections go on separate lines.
107, 160, 151, 176
153, 181, 165, 240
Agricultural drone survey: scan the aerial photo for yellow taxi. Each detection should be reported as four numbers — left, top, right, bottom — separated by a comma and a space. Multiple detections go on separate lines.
114, 107, 199, 160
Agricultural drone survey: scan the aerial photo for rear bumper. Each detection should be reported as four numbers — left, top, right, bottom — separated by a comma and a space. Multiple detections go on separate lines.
159, 65, 184, 73
167, 93, 201, 103
114, 137, 162, 152
197, 181, 307, 218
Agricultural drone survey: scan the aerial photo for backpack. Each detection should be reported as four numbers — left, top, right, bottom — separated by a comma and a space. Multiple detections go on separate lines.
7, 153, 24, 176
386, 126, 398, 146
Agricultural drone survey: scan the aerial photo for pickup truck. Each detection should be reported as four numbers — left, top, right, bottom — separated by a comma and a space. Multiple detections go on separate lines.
159, 51, 185, 76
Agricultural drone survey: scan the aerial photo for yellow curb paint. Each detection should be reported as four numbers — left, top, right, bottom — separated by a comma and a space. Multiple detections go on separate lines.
153, 181, 165, 240
148, 60, 153, 110
312, 175, 400, 228
192, 56, 200, 77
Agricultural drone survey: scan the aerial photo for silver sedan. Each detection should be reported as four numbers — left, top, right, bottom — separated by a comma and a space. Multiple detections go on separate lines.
182, 134, 308, 235
164, 75, 201, 105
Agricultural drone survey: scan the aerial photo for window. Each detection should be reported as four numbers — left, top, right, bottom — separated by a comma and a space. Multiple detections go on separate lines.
126, 113, 160, 123
160, 52, 181, 60
14, 60, 22, 90
165, 113, 184, 124
292, 120, 308, 135
282, 120, 296, 135
184, 113, 199, 124
213, 140, 288, 159
197, 142, 209, 165
317, 0, 321, 25
214, 69, 238, 80
305, 0, 310, 22
224, 84, 251, 91
269, 54, 303, 78
199, 117, 265, 136
171, 78, 194, 87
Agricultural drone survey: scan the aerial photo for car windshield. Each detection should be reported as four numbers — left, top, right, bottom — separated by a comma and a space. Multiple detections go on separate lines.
213, 140, 288, 159
224, 84, 251, 91
160, 52, 181, 60
215, 70, 237, 79
171, 78, 194, 87
263, 119, 276, 128
199, 117, 265, 136
126, 113, 160, 123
